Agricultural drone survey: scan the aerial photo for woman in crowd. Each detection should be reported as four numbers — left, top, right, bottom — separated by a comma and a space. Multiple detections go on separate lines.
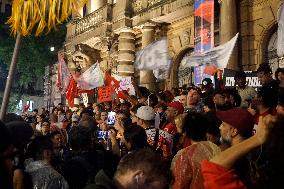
171, 112, 221, 189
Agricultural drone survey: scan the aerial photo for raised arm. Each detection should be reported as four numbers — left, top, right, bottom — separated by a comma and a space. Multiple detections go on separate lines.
210, 115, 275, 169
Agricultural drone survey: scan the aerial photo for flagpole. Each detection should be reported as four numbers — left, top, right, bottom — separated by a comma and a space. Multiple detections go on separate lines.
0, 32, 22, 120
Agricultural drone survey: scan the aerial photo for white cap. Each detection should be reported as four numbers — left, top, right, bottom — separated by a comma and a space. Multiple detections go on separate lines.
136, 106, 155, 121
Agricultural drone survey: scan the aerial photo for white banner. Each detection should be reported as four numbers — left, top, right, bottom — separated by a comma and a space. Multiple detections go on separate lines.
119, 77, 135, 96
77, 62, 104, 90
134, 38, 172, 80
181, 33, 239, 69
277, 3, 284, 57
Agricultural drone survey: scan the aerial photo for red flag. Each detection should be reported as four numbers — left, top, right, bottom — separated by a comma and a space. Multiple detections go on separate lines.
105, 73, 128, 99
66, 77, 78, 107
203, 65, 218, 76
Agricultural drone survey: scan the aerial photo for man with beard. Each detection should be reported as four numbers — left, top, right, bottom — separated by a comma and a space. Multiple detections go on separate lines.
213, 91, 232, 111
216, 108, 255, 186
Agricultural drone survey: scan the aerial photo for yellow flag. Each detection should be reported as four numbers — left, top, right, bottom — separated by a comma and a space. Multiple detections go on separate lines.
6, 0, 88, 36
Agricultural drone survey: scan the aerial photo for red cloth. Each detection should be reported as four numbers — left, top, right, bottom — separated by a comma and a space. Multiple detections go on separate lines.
201, 160, 247, 189
254, 108, 277, 124
203, 65, 217, 76
66, 77, 77, 107
159, 122, 177, 159
162, 122, 177, 135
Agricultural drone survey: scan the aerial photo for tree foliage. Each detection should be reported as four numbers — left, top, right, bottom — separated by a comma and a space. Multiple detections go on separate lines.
0, 13, 66, 87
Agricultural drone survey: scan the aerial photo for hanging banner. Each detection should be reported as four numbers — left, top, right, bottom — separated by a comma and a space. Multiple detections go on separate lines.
57, 54, 72, 95
194, 0, 214, 85
77, 62, 104, 90
194, 0, 214, 53
223, 69, 261, 87
119, 77, 136, 96
134, 38, 172, 80
98, 86, 112, 102
277, 3, 284, 57
182, 33, 239, 69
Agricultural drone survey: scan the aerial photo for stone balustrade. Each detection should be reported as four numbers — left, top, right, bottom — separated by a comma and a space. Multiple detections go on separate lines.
74, 4, 111, 36
132, 0, 169, 15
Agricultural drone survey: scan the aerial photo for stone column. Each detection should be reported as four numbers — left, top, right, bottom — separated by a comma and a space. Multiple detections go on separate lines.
117, 28, 135, 76
0, 1, 5, 13
93, 0, 107, 11
140, 23, 157, 92
220, 0, 239, 70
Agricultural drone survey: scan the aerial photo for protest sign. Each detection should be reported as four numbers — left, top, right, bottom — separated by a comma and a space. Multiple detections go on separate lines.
223, 69, 261, 87
98, 86, 112, 102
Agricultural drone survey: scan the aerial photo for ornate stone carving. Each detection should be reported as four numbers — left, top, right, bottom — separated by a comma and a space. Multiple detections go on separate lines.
72, 44, 102, 72
132, 0, 143, 13
180, 30, 191, 46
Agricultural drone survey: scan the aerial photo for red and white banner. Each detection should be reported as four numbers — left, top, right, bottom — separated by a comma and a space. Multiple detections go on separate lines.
57, 55, 72, 94
77, 62, 104, 90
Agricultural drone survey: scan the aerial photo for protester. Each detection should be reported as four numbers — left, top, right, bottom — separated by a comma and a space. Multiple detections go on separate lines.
216, 108, 255, 186
222, 88, 242, 108
201, 115, 281, 189
256, 63, 279, 89
41, 121, 51, 136
186, 86, 203, 113
201, 78, 214, 98
252, 85, 278, 124
0, 120, 16, 189
25, 136, 69, 189
179, 91, 188, 107
113, 149, 170, 189
234, 71, 257, 108
163, 101, 184, 135
123, 125, 149, 152
171, 112, 220, 189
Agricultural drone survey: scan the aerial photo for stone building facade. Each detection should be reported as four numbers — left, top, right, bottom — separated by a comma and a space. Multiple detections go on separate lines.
64, 0, 284, 92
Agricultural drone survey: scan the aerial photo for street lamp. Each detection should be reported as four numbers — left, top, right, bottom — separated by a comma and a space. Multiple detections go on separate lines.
50, 47, 55, 52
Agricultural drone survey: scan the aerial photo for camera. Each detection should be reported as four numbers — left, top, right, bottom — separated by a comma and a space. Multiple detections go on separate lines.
97, 130, 111, 140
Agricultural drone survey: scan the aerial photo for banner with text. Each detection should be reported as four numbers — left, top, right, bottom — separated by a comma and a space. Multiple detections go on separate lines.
277, 3, 284, 57
181, 33, 239, 69
134, 38, 172, 80
98, 86, 112, 102
223, 68, 261, 87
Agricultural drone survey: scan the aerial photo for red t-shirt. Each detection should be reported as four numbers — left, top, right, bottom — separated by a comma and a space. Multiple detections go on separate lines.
201, 160, 247, 189
162, 122, 177, 135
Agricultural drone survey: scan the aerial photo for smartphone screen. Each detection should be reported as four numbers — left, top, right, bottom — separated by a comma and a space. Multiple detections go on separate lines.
107, 111, 116, 126
97, 130, 110, 140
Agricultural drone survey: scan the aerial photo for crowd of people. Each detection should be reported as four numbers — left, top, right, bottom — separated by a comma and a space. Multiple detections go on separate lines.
1, 63, 284, 189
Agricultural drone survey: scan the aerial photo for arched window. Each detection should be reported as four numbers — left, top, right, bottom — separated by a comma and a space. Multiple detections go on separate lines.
265, 30, 279, 77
